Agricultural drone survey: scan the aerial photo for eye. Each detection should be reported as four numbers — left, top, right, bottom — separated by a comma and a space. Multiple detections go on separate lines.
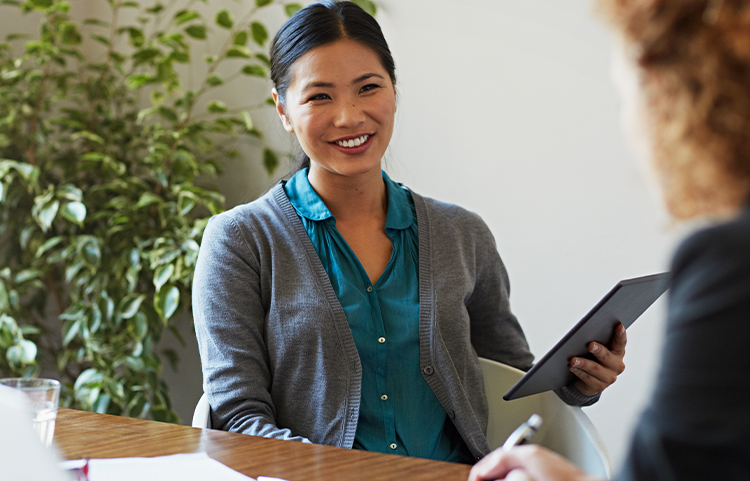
307, 93, 331, 102
359, 83, 381, 94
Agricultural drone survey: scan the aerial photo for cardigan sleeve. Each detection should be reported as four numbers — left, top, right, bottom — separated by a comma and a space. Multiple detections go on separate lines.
616, 219, 750, 481
192, 213, 312, 443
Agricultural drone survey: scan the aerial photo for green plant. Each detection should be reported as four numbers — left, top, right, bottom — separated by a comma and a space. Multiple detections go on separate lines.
0, 0, 383, 421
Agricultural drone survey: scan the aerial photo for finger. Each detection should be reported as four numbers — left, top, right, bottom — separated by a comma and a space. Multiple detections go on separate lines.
578, 341, 625, 375
506, 469, 535, 481
468, 448, 528, 481
570, 356, 620, 385
571, 365, 610, 396
609, 323, 627, 356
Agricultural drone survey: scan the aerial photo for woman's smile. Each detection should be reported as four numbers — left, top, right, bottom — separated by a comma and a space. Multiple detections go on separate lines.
330, 133, 374, 154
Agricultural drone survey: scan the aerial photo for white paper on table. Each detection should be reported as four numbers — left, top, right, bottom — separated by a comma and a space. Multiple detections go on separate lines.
62, 452, 255, 481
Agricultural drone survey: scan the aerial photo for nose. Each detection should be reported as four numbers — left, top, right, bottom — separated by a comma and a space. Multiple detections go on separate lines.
333, 98, 366, 129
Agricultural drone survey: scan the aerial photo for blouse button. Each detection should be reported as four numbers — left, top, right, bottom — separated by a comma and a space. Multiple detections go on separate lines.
423, 365, 434, 376
390, 443, 397, 450
366, 285, 373, 293
448, 410, 456, 419
381, 394, 388, 401
378, 337, 386, 344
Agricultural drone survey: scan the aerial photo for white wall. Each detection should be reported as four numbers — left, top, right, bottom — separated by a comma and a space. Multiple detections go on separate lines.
1, 0, 684, 470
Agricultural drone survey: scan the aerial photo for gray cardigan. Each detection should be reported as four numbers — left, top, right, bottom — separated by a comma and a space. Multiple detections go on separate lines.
193, 182, 594, 460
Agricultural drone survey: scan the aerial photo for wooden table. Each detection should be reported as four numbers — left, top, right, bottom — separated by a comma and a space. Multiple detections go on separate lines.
54, 409, 472, 481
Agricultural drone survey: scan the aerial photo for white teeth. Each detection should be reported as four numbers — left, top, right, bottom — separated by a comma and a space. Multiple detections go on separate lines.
337, 134, 369, 148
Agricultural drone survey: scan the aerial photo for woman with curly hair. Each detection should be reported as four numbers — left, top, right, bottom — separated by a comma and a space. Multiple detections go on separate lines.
469, 0, 750, 479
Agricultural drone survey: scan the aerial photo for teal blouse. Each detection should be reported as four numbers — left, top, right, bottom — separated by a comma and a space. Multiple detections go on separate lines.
284, 169, 472, 463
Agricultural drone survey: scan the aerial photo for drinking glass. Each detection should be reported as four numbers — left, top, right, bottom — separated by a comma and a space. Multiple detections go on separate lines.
0, 377, 61, 447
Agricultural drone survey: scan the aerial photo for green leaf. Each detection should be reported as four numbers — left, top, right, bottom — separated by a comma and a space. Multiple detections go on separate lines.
149, 247, 181, 269
83, 18, 109, 27
250, 22, 268, 46
133, 47, 160, 65
241, 64, 266, 77
71, 131, 105, 144
241, 111, 254, 131
145, 2, 163, 13
263, 148, 279, 174
14, 269, 42, 285
351, 0, 377, 16
37, 199, 60, 232
90, 34, 109, 46
226, 46, 251, 59
90, 304, 102, 333
174, 10, 200, 26
35, 236, 64, 258
135, 192, 161, 209
155, 285, 180, 321
62, 320, 80, 346
153, 264, 174, 292
170, 50, 189, 63
118, 1, 140, 8
184, 25, 206, 40
256, 53, 271, 67
285, 3, 303, 16
256, 0, 273, 6
0, 282, 9, 310
119, 295, 145, 320
106, 380, 125, 403
18, 340, 37, 363
206, 74, 223, 86
215, 9, 233, 29
28, 0, 52, 9
233, 31, 247, 46
60, 22, 82, 45
207, 100, 228, 113
123, 27, 144, 47
60, 202, 87, 227
74, 368, 103, 393
93, 393, 110, 414
157, 106, 178, 122
129, 312, 148, 341
80, 240, 101, 268
57, 184, 83, 202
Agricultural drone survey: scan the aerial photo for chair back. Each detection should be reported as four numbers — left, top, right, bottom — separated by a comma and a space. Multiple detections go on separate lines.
479, 357, 613, 479
192, 392, 212, 429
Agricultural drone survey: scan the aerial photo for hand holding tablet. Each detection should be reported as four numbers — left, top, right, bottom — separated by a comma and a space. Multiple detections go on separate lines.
504, 273, 670, 401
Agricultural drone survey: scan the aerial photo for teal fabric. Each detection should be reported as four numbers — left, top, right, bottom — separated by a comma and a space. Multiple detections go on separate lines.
284, 169, 470, 463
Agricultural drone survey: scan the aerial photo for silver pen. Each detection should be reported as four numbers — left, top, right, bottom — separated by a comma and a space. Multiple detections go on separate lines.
502, 414, 543, 450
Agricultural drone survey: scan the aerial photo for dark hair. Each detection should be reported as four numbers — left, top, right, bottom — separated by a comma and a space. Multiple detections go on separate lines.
269, 0, 397, 173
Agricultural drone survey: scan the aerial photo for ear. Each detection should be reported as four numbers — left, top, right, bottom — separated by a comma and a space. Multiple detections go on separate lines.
272, 88, 294, 133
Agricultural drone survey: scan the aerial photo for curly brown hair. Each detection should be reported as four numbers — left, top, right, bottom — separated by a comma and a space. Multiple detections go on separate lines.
598, 0, 750, 219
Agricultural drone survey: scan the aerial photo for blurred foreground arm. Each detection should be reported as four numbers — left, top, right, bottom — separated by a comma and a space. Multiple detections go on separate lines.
467, 445, 603, 481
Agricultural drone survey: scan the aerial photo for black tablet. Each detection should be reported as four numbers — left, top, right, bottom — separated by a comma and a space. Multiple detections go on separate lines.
503, 273, 670, 401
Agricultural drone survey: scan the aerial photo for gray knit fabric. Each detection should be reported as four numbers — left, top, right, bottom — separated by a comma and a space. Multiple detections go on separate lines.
193, 182, 596, 460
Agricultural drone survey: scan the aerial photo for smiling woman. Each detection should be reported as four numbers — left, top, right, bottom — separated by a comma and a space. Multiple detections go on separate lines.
191, 0, 627, 466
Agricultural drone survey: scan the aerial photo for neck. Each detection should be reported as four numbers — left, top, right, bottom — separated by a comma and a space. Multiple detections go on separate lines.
307, 164, 387, 223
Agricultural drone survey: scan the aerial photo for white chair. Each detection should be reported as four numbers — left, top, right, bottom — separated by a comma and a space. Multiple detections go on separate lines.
479, 357, 613, 478
191, 359, 613, 478
192, 392, 212, 429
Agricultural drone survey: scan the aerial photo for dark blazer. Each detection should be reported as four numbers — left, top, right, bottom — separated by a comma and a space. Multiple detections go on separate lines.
618, 204, 750, 480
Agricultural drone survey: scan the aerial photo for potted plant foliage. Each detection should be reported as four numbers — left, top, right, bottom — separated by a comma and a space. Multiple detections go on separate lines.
0, 0, 374, 422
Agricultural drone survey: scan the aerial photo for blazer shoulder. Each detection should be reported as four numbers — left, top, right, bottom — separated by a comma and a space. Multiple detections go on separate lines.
671, 208, 750, 274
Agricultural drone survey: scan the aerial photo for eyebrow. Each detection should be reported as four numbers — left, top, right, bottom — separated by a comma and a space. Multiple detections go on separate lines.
300, 73, 385, 95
